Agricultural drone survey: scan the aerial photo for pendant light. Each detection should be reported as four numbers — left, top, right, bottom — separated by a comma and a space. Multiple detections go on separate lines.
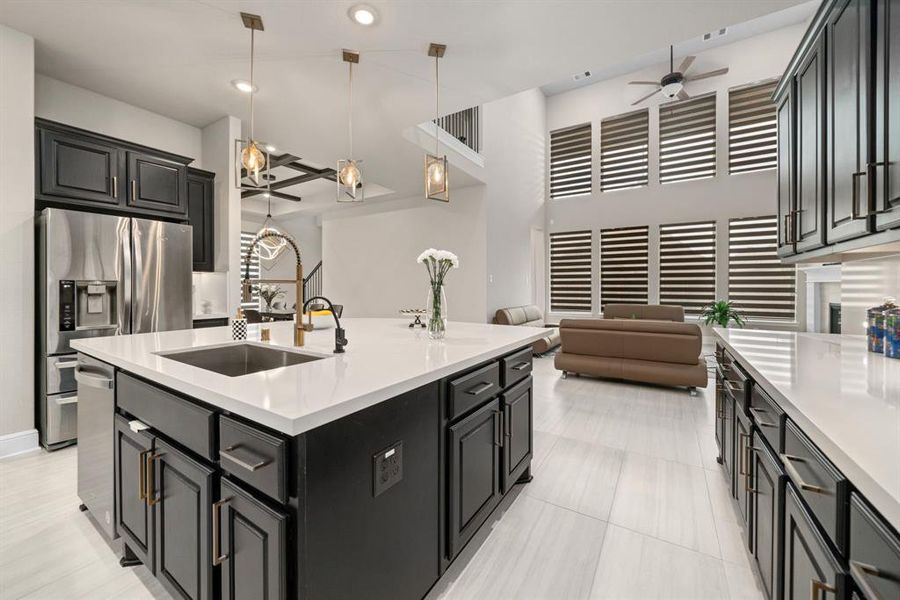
234, 12, 271, 192
425, 43, 449, 202
254, 193, 288, 261
337, 50, 364, 202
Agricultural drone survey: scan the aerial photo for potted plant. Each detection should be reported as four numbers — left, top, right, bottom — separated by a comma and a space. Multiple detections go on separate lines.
700, 300, 747, 328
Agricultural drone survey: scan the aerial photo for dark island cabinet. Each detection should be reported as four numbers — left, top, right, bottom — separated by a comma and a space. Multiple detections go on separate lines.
114, 414, 155, 571
501, 376, 533, 493
735, 411, 753, 541
783, 483, 846, 600
873, 0, 900, 231
187, 168, 216, 272
219, 478, 288, 600
750, 437, 785, 600
848, 493, 900, 600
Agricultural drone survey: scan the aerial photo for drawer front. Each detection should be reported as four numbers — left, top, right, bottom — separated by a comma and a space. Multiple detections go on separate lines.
782, 419, 849, 554
448, 361, 501, 421
500, 347, 532, 388
219, 415, 288, 504
783, 483, 845, 600
849, 493, 900, 600
750, 385, 785, 453
47, 355, 79, 394
118, 373, 216, 461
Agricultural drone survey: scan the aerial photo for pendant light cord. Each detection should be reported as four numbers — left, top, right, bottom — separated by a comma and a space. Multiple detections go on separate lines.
348, 61, 353, 158
434, 54, 439, 156
249, 28, 256, 141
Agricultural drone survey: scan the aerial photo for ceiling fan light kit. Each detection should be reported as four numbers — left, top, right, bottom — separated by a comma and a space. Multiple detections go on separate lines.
235, 12, 272, 194
337, 49, 364, 203
629, 44, 729, 106
425, 42, 449, 203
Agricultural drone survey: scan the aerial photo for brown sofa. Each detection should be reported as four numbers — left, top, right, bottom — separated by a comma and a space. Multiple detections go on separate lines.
494, 305, 560, 355
603, 303, 685, 321
554, 315, 707, 389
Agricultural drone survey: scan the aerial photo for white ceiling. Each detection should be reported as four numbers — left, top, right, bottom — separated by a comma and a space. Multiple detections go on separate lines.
1, 0, 810, 213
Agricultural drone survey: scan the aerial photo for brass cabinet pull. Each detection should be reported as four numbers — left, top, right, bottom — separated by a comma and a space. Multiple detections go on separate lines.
868, 161, 894, 215
138, 449, 150, 500
851, 171, 868, 220
504, 405, 512, 440
493, 411, 503, 447
145, 452, 163, 506
112, 176, 118, 198
738, 432, 750, 476
714, 387, 724, 419
724, 380, 744, 394
511, 362, 530, 371
810, 578, 836, 600
219, 446, 269, 472
749, 407, 777, 428
212, 497, 232, 566
466, 381, 494, 396
131, 179, 137, 200
781, 453, 830, 495
849, 560, 884, 600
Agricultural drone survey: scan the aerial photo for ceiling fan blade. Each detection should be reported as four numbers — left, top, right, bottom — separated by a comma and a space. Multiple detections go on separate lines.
631, 87, 661, 106
628, 80, 661, 85
676, 89, 690, 101
686, 67, 729, 81
678, 55, 695, 73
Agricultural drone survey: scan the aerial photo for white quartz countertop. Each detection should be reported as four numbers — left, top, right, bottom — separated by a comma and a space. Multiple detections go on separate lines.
192, 313, 230, 320
714, 328, 900, 530
72, 318, 546, 436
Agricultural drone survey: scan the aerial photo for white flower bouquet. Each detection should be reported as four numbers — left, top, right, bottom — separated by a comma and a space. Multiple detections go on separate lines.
417, 248, 459, 338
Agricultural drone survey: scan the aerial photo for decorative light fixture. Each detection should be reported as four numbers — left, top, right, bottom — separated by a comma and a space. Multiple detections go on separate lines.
254, 193, 289, 261
337, 50, 364, 202
348, 4, 378, 26
231, 79, 257, 94
425, 43, 449, 202
234, 12, 270, 192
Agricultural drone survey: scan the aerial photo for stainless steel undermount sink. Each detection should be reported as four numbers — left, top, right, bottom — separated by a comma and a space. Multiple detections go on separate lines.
157, 342, 325, 377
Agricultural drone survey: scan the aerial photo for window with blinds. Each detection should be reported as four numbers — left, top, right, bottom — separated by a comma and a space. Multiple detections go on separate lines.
659, 93, 716, 184
549, 230, 592, 312
240, 232, 260, 310
729, 80, 778, 174
599, 226, 649, 308
550, 123, 592, 199
728, 216, 796, 321
600, 109, 649, 192
658, 221, 717, 315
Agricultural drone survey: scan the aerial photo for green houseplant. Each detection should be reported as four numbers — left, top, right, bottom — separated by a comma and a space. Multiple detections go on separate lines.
700, 300, 747, 328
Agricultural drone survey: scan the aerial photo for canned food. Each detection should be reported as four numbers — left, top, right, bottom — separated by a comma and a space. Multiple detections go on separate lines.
867, 298, 897, 353
885, 308, 900, 359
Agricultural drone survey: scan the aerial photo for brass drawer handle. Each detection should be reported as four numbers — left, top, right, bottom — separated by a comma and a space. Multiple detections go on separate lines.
145, 452, 163, 506
749, 407, 778, 428
220, 445, 270, 472
138, 449, 150, 500
849, 560, 884, 600
466, 381, 494, 396
493, 411, 503, 447
112, 175, 117, 197
781, 453, 830, 495
810, 578, 836, 600
723, 380, 743, 393
131, 179, 137, 200
212, 497, 232, 566
511, 362, 530, 371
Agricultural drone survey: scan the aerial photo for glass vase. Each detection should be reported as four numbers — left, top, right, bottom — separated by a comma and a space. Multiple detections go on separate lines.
426, 283, 447, 340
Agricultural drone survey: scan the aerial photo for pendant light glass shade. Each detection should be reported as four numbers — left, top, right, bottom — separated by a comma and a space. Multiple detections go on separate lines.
425, 43, 449, 202
254, 194, 288, 261
234, 13, 270, 193
337, 50, 364, 202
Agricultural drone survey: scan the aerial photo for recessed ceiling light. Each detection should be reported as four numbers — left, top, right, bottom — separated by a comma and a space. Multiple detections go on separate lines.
349, 4, 378, 26
231, 79, 257, 94
264, 144, 277, 153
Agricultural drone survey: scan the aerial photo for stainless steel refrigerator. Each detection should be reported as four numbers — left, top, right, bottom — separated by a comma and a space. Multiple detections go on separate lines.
37, 208, 192, 449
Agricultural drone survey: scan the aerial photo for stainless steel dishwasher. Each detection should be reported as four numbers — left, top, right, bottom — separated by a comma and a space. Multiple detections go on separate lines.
75, 353, 116, 540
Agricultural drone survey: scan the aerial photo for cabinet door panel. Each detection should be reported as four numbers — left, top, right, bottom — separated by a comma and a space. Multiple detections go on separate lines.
724, 389, 736, 497
783, 484, 844, 600
795, 34, 827, 252
501, 377, 533, 493
220, 478, 287, 600
752, 438, 784, 600
874, 0, 900, 230
114, 414, 154, 570
153, 440, 215, 600
448, 398, 502, 558
827, 0, 872, 243
735, 414, 752, 541
127, 151, 188, 215
776, 88, 796, 256
40, 129, 122, 205
187, 170, 215, 272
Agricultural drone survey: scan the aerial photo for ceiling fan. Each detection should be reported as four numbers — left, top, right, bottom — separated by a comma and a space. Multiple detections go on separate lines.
629, 45, 729, 106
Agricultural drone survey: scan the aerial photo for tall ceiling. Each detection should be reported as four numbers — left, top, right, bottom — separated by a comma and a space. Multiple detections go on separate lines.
1, 0, 809, 212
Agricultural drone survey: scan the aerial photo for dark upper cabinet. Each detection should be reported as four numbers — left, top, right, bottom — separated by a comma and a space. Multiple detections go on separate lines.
795, 32, 827, 252
220, 478, 288, 600
751, 437, 785, 600
873, 0, 900, 230
448, 398, 503, 559
776, 85, 796, 257
38, 127, 124, 207
782, 483, 845, 600
114, 414, 155, 572
187, 168, 215, 272
500, 377, 533, 493
127, 151, 188, 216
152, 439, 215, 600
826, 0, 872, 243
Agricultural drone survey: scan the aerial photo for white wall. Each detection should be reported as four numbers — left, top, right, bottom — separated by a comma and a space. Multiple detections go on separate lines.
35, 75, 203, 165
0, 25, 37, 453
545, 24, 807, 323
483, 89, 547, 321
840, 254, 900, 336
322, 187, 488, 323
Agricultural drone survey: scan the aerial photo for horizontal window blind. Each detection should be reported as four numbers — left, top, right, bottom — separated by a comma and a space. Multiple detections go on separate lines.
549, 230, 592, 312
729, 80, 778, 174
659, 93, 716, 184
240, 232, 260, 310
728, 216, 796, 321
600, 226, 648, 308
600, 109, 649, 192
550, 123, 592, 199
658, 221, 717, 315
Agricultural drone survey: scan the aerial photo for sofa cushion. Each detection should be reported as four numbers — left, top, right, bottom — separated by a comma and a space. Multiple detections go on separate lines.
554, 353, 706, 387
603, 304, 685, 322
532, 328, 560, 354
495, 304, 545, 327
558, 318, 701, 365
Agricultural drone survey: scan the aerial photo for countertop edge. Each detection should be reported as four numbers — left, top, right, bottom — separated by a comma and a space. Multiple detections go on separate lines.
712, 329, 900, 533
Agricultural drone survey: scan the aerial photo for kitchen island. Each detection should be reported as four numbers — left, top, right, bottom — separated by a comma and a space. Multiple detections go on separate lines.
72, 318, 547, 600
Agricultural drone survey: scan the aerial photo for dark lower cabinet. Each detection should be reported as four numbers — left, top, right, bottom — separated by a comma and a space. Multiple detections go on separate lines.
187, 168, 215, 272
219, 478, 288, 600
735, 411, 753, 545
38, 127, 123, 207
114, 414, 155, 571
714, 368, 726, 463
152, 439, 215, 600
723, 387, 736, 497
783, 483, 845, 600
873, 0, 900, 231
127, 151, 188, 216
848, 493, 900, 600
448, 398, 502, 559
751, 437, 785, 600
500, 377, 533, 493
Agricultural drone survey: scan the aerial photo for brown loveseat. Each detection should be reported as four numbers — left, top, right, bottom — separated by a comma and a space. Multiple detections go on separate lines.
554, 305, 706, 388
494, 305, 560, 355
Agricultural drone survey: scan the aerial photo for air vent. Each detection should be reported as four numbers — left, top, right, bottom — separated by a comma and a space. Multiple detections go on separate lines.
573, 70, 592, 81
703, 28, 727, 41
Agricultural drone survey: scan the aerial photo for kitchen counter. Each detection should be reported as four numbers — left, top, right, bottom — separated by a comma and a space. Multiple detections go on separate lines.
713, 328, 900, 530
72, 318, 546, 435
191, 312, 230, 320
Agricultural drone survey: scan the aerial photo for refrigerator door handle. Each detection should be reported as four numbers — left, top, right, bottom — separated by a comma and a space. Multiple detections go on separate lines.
120, 219, 132, 335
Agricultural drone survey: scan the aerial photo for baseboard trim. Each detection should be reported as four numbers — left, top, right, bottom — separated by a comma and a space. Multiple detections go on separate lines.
0, 429, 40, 459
